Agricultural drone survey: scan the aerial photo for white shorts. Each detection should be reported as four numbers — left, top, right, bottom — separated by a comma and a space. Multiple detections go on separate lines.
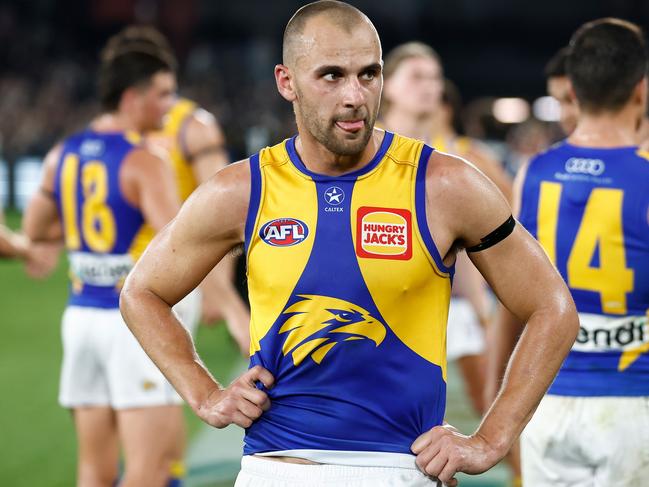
446, 298, 485, 362
58, 305, 186, 409
522, 394, 649, 487
234, 456, 441, 487
173, 287, 202, 336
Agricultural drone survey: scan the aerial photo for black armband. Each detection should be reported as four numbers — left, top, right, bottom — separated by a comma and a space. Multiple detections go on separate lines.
466, 215, 516, 253
187, 144, 225, 163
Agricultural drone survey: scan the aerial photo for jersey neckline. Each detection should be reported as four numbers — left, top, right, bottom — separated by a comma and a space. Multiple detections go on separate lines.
285, 130, 394, 181
560, 139, 639, 152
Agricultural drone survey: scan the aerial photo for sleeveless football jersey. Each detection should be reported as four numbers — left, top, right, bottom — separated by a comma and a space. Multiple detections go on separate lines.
243, 130, 453, 455
153, 97, 199, 201
519, 141, 649, 396
52, 130, 149, 309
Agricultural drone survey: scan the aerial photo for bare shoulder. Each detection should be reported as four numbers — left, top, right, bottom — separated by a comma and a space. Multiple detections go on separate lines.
426, 150, 511, 248
185, 108, 224, 147
123, 145, 168, 175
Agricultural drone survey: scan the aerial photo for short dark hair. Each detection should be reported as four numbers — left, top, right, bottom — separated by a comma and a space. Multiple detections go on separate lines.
567, 18, 647, 113
544, 47, 570, 79
283, 1, 368, 65
98, 26, 177, 111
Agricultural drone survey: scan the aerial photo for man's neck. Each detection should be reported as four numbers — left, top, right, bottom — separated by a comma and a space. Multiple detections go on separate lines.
91, 112, 140, 134
294, 128, 384, 176
568, 106, 639, 148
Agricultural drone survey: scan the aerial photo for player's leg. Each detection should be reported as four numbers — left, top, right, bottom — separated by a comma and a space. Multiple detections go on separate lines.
74, 407, 119, 487
59, 307, 119, 487
117, 405, 185, 487
108, 309, 186, 486
455, 354, 486, 415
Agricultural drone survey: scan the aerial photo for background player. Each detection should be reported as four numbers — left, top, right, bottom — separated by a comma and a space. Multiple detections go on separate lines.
22, 33, 185, 486
120, 2, 578, 486
107, 26, 250, 354
544, 46, 578, 136
491, 18, 649, 486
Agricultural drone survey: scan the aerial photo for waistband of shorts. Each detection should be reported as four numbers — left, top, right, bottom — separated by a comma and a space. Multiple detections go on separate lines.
241, 455, 422, 481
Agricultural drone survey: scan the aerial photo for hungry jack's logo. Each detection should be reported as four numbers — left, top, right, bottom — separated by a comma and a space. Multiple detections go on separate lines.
356, 207, 412, 260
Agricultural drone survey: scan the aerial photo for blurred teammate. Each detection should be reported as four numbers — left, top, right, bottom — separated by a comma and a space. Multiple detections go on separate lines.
381, 40, 521, 487
493, 19, 649, 486
23, 33, 185, 487
107, 26, 250, 354
544, 46, 578, 135
120, 2, 578, 486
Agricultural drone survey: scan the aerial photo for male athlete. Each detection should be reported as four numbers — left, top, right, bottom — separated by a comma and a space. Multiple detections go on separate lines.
121, 2, 578, 486
491, 19, 649, 486
23, 33, 185, 487
108, 26, 250, 354
544, 46, 578, 136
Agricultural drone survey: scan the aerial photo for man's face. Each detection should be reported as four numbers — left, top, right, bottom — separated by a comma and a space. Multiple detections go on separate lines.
384, 56, 444, 117
135, 71, 177, 131
547, 75, 578, 135
289, 17, 383, 156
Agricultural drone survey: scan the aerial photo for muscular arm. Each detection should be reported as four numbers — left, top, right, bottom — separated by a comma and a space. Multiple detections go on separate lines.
120, 161, 271, 427
182, 110, 251, 354
412, 153, 578, 484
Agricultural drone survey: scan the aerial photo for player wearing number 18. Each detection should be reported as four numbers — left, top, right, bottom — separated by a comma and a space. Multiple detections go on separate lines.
504, 18, 649, 485
22, 34, 183, 486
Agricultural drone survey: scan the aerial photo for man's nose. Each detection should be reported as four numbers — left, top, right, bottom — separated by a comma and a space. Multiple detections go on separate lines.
342, 76, 365, 109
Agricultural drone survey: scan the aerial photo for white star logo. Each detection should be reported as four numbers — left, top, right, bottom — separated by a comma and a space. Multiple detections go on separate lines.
325, 186, 344, 205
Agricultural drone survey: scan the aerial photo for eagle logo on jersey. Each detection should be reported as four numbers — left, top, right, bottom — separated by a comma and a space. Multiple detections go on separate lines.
278, 295, 386, 366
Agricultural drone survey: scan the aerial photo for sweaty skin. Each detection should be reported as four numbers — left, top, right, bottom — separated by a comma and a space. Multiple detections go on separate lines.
120, 12, 578, 487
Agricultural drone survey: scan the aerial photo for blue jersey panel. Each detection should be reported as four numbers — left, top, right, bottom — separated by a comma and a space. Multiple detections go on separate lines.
53, 131, 145, 308
519, 142, 649, 396
245, 178, 445, 455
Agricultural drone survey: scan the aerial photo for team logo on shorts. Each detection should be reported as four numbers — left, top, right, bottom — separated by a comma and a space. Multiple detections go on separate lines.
260, 218, 309, 247
356, 207, 412, 260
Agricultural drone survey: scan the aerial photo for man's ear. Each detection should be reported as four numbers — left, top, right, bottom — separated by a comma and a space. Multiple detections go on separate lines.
275, 64, 297, 102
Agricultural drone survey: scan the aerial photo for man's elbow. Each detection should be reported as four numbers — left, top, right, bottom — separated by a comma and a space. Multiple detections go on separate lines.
119, 276, 139, 325
550, 287, 580, 347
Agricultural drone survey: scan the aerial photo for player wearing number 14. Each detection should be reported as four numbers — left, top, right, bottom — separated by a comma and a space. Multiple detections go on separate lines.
513, 19, 649, 485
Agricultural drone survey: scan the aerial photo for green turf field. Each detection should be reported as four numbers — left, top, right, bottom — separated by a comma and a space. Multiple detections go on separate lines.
0, 210, 240, 486
1, 210, 510, 486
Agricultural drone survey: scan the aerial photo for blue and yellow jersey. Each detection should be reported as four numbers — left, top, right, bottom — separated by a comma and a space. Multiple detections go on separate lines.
149, 97, 199, 202
243, 131, 453, 455
519, 141, 649, 396
52, 130, 150, 309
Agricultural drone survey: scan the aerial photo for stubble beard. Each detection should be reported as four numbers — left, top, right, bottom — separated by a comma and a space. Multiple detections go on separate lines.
295, 97, 377, 157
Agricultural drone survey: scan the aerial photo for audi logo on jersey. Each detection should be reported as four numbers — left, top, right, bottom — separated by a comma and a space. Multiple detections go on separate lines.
565, 157, 606, 176
259, 218, 309, 247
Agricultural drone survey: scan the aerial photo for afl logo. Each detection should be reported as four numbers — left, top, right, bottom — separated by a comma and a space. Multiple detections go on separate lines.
565, 157, 605, 176
260, 218, 309, 247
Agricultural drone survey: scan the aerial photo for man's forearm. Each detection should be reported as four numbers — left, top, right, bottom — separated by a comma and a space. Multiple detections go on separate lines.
120, 285, 223, 409
476, 303, 578, 454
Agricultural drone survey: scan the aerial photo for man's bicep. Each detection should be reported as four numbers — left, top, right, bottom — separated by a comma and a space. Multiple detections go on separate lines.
469, 225, 568, 323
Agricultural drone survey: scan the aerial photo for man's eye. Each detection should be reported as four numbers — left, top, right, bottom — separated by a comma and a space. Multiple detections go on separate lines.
361, 71, 376, 81
323, 73, 340, 81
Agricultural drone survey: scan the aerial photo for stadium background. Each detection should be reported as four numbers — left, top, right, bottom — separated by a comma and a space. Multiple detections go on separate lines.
1, 0, 648, 485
